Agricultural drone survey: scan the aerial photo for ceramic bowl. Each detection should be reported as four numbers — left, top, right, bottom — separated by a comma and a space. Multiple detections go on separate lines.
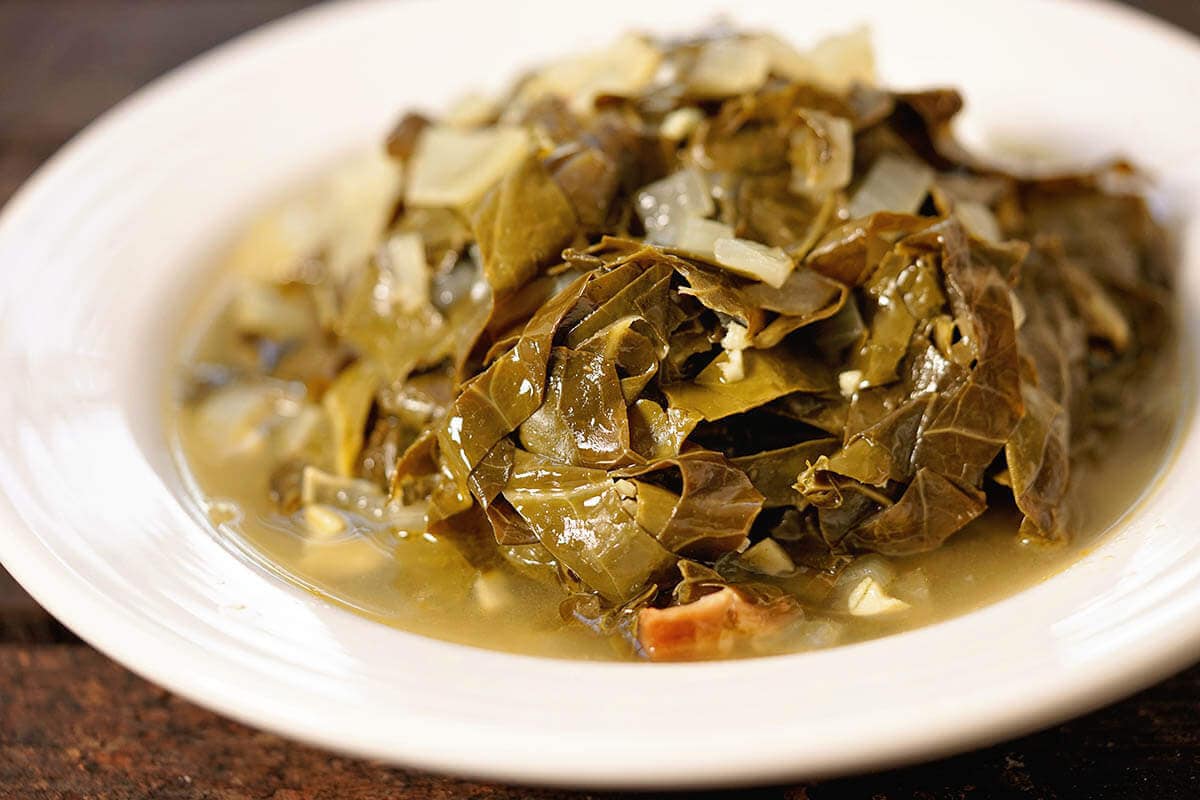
1, 0, 1199, 788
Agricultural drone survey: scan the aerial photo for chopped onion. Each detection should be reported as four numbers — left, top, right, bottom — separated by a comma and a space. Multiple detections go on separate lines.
405, 125, 532, 209
227, 150, 401, 282
831, 555, 911, 616
518, 33, 662, 115
473, 571, 514, 613
713, 237, 795, 287
790, 110, 854, 197
304, 504, 348, 539
838, 553, 897, 586
848, 154, 934, 218
660, 107, 704, 141
755, 27, 875, 91
791, 618, 843, 649
721, 320, 752, 351
807, 26, 876, 91
846, 576, 910, 616
715, 320, 751, 382
1062, 262, 1131, 351
272, 403, 325, 461
301, 465, 386, 513
955, 200, 1002, 242
672, 217, 734, 256
613, 479, 638, 499
741, 538, 796, 576
756, 33, 816, 83
193, 383, 305, 458
231, 280, 316, 341
716, 349, 745, 383
838, 369, 863, 397
300, 465, 429, 531
635, 168, 715, 245
687, 37, 770, 99
377, 232, 430, 313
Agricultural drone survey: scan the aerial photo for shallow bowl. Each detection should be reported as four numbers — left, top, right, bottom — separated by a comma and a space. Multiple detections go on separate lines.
2, 0, 1199, 788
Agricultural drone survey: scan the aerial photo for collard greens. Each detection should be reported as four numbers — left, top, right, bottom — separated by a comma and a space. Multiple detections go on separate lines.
190, 27, 1173, 661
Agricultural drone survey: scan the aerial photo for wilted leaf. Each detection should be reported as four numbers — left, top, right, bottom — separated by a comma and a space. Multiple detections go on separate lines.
614, 450, 764, 558
503, 450, 674, 602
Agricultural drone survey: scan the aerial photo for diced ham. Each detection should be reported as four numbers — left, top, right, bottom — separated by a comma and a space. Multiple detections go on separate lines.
637, 587, 800, 661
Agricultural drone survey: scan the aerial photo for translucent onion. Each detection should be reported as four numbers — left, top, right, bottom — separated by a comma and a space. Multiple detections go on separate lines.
405, 125, 532, 209
377, 232, 430, 313
297, 537, 389, 578
755, 27, 875, 91
193, 383, 306, 458
831, 555, 911, 616
301, 465, 386, 513
740, 538, 796, 576
846, 576, 910, 616
672, 217, 733, 256
848, 154, 934, 219
955, 200, 1002, 242
473, 571, 514, 613
686, 37, 770, 99
227, 150, 401, 282
518, 33, 662, 115
756, 33, 817, 83
713, 237, 795, 288
790, 110, 855, 197
807, 26, 876, 91
659, 107, 704, 141
1009, 290, 1027, 330
304, 504, 348, 539
231, 280, 317, 341
635, 168, 715, 244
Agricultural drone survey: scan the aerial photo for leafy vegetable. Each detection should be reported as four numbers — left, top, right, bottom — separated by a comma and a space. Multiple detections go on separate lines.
849, 469, 986, 555
1005, 382, 1070, 541
518, 346, 633, 467
503, 450, 674, 602
405, 125, 532, 208
663, 346, 834, 421
471, 155, 579, 296
613, 450, 764, 559
187, 26, 1174, 662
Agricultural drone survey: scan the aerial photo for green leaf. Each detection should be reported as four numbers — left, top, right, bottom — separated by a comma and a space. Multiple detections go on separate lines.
663, 346, 834, 421
1005, 382, 1070, 542
503, 450, 674, 602
518, 346, 634, 468
731, 439, 839, 508
850, 468, 986, 555
613, 450, 764, 558
470, 154, 579, 296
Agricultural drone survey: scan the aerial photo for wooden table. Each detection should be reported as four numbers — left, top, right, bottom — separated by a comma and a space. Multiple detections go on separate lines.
2, 2, 1199, 797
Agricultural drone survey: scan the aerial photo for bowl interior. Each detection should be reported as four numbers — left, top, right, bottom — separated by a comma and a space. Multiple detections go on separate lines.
1, 0, 1200, 788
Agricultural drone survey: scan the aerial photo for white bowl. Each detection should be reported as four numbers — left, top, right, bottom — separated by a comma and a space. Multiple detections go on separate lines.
2, 0, 1199, 789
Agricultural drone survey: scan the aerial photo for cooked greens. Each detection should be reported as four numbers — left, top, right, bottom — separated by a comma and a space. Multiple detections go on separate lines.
178, 27, 1173, 661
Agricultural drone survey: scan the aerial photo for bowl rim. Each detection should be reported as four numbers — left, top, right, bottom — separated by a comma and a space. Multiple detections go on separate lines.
2, 0, 1200, 788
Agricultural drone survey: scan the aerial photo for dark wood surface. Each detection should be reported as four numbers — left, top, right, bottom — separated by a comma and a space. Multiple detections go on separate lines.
1, 1, 1199, 797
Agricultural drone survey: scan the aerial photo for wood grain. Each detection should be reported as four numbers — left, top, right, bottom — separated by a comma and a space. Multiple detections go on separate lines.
1, 1, 1198, 797
2, 647, 1197, 799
